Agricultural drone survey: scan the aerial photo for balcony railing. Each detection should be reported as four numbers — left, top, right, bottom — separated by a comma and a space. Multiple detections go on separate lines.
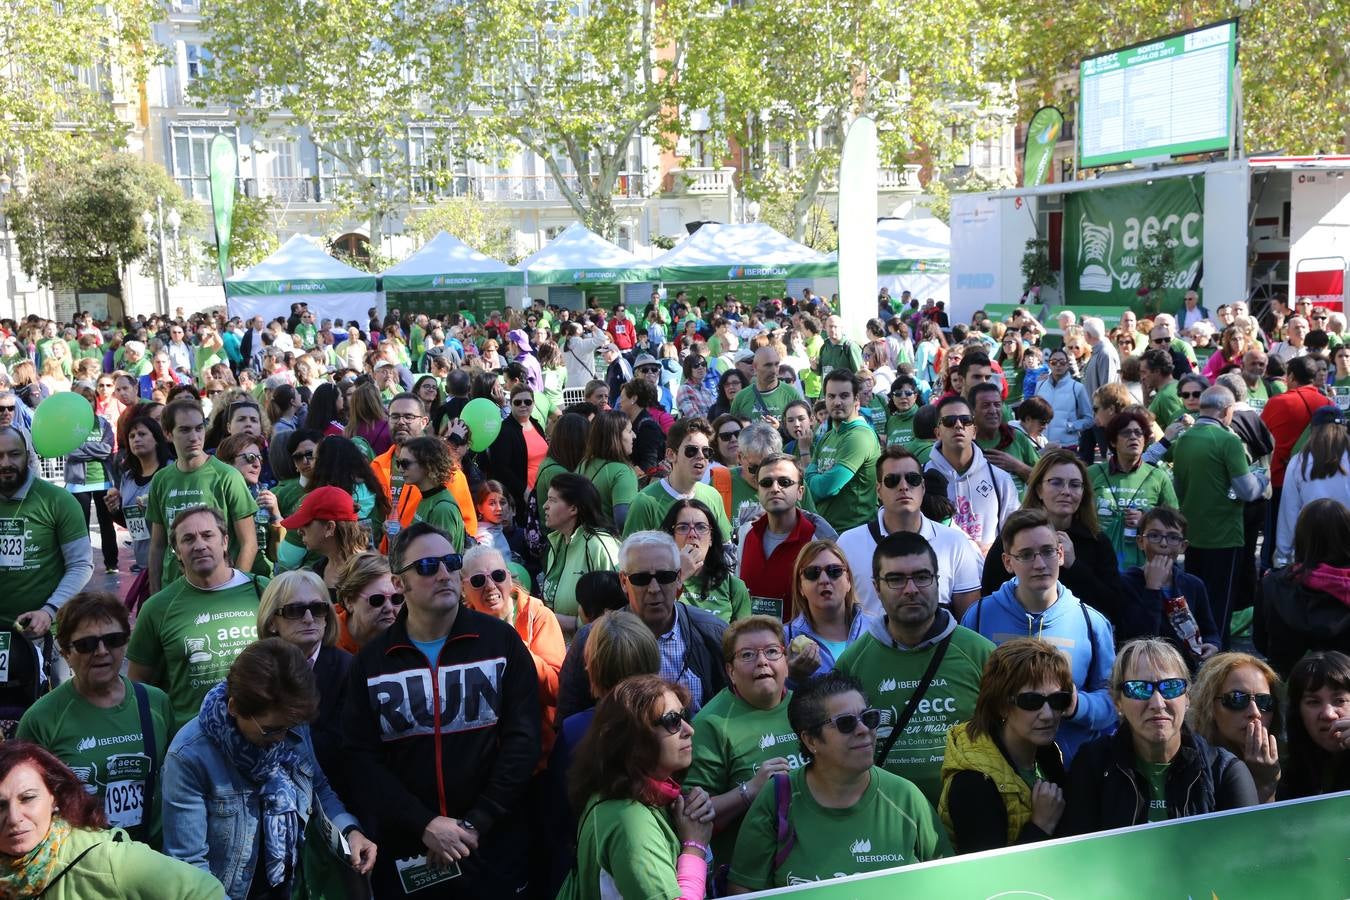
668, 166, 737, 195
177, 172, 647, 205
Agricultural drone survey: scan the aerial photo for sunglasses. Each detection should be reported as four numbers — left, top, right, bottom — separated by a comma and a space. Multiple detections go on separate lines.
236, 452, 263, 464
1012, 691, 1073, 712
891, 389, 916, 397
940, 414, 974, 428
758, 476, 797, 490
682, 445, 715, 460
512, 397, 534, 407
468, 569, 508, 589
1151, 338, 1170, 345
1119, 678, 1188, 701
718, 430, 742, 441
394, 457, 417, 470
653, 708, 694, 735
627, 569, 679, 587
0, 405, 16, 413
1179, 391, 1203, 399
398, 554, 464, 576
277, 601, 329, 620
363, 592, 405, 608
68, 631, 130, 655
291, 450, 315, 462
1218, 690, 1274, 712
882, 471, 924, 489
802, 564, 846, 582
814, 708, 882, 734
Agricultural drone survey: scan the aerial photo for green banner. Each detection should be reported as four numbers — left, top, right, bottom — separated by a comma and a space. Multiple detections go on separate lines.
224, 276, 377, 297
659, 261, 836, 283
383, 270, 524, 291
1062, 175, 1203, 310
525, 265, 654, 285
208, 134, 238, 281
743, 791, 1350, 897
1023, 106, 1063, 188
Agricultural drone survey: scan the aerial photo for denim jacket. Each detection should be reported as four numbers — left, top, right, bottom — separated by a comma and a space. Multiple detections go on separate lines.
162, 717, 360, 900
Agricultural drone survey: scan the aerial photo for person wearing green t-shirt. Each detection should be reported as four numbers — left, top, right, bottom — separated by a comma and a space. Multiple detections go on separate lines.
578, 411, 641, 530
730, 347, 801, 426
882, 376, 921, 446
0, 426, 93, 634
685, 617, 802, 863
623, 418, 733, 541
835, 530, 994, 805
146, 401, 258, 593
18, 592, 173, 847
397, 437, 466, 551
128, 505, 268, 731
812, 316, 864, 379
804, 370, 881, 533
1088, 412, 1179, 570
971, 382, 1038, 493
728, 669, 949, 891
663, 498, 751, 623
1143, 348, 1187, 430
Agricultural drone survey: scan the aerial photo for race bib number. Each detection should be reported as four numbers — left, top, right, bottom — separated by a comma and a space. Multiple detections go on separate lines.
0, 632, 9, 683
125, 506, 150, 543
0, 519, 24, 568
1334, 387, 1350, 411
750, 595, 783, 620
104, 780, 145, 828
396, 855, 460, 893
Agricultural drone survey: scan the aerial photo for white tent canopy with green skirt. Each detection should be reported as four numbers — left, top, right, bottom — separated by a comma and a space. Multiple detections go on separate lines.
381, 231, 524, 291
650, 222, 835, 283
825, 217, 950, 305
519, 222, 654, 286
225, 234, 379, 324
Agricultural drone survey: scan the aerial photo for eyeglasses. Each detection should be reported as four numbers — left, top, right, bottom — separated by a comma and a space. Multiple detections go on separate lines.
398, 554, 464, 576
877, 571, 935, 589
468, 569, 509, 589
718, 429, 741, 441
682, 445, 715, 460
1045, 477, 1084, 492
363, 592, 405, 608
1143, 531, 1186, 547
734, 646, 786, 665
250, 716, 291, 739
802, 564, 846, 582
277, 601, 329, 620
1012, 691, 1073, 712
512, 397, 534, 407
68, 631, 130, 655
389, 412, 425, 423
394, 457, 417, 470
626, 569, 679, 587
234, 452, 263, 465
1116, 427, 1146, 439
291, 450, 315, 462
673, 522, 712, 537
940, 414, 974, 428
1008, 545, 1060, 564
653, 708, 694, 735
757, 476, 797, 490
882, 471, 924, 489
1119, 678, 1188, 701
1218, 690, 1274, 712
813, 708, 882, 734
1179, 391, 1203, 399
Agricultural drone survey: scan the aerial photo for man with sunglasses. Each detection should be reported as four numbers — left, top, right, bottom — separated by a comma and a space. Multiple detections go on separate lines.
925, 394, 1016, 555
962, 509, 1117, 764
621, 417, 732, 541
737, 453, 837, 620
804, 370, 881, 532
343, 521, 541, 898
834, 531, 993, 805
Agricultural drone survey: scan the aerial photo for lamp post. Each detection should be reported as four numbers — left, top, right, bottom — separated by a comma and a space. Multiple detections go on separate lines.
0, 174, 15, 320
142, 196, 175, 316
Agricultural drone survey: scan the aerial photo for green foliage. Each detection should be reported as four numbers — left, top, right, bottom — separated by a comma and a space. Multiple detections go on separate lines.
756, 189, 839, 253
404, 198, 517, 263
5, 154, 203, 293
1135, 238, 1178, 316
1021, 238, 1059, 293
211, 194, 280, 272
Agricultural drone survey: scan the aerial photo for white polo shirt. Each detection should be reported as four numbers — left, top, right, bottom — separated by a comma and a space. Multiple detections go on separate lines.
836, 510, 983, 617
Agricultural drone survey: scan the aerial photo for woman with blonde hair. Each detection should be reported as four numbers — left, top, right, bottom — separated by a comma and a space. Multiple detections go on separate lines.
343, 379, 390, 458
784, 539, 874, 685
333, 551, 401, 654
1189, 652, 1283, 803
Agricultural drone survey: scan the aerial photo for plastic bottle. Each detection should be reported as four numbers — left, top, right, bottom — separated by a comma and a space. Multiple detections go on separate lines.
1164, 596, 1205, 657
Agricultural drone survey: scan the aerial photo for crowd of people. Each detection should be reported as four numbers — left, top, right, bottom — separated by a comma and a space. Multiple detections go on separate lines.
0, 284, 1346, 898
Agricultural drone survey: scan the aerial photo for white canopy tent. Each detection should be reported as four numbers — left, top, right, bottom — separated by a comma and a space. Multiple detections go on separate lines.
518, 222, 654, 310
225, 235, 379, 324
650, 222, 834, 282
821, 217, 951, 305
380, 231, 524, 292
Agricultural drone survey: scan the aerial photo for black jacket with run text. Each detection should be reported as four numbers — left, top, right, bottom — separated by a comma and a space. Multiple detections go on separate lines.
341, 603, 541, 855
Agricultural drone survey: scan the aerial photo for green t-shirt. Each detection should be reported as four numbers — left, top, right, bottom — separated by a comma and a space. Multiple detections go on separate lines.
1088, 461, 1179, 568
295, 323, 318, 350
729, 765, 950, 890
412, 487, 465, 551
1172, 423, 1250, 549
884, 407, 918, 447
680, 573, 752, 623
80, 422, 107, 487
685, 688, 801, 859
731, 380, 801, 422
0, 477, 89, 626
807, 417, 881, 532
16, 677, 172, 845
1246, 377, 1285, 412
817, 339, 863, 378
1149, 381, 1186, 430
622, 480, 733, 541
126, 573, 267, 731
1143, 761, 1170, 822
579, 459, 639, 529
835, 625, 994, 805
193, 347, 225, 384
272, 478, 305, 518
145, 457, 258, 586
975, 427, 1040, 496
903, 438, 936, 466
533, 457, 570, 522
570, 797, 679, 900
542, 528, 620, 618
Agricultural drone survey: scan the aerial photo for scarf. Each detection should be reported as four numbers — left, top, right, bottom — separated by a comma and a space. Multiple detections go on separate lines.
198, 682, 303, 890
640, 777, 683, 808
0, 817, 71, 900
1301, 563, 1350, 607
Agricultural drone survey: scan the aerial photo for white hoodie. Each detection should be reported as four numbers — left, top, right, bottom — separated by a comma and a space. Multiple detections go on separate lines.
924, 441, 1017, 550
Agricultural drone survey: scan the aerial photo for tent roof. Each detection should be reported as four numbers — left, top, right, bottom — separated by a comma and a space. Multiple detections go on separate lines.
519, 222, 652, 284
650, 223, 833, 281
381, 231, 523, 290
225, 234, 377, 297
825, 217, 950, 274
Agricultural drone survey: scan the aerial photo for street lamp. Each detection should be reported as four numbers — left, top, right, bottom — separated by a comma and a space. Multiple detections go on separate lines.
142, 196, 172, 316
0, 174, 16, 320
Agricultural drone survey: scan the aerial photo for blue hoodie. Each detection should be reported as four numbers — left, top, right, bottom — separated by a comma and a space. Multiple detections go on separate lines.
962, 579, 1117, 764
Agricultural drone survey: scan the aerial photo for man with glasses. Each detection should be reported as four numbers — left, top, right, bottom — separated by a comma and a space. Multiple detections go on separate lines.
622, 417, 732, 540
925, 395, 1016, 555
719, 422, 819, 532
1141, 348, 1185, 429
737, 453, 837, 620
1152, 314, 1197, 371
146, 400, 258, 594
962, 509, 1117, 764
839, 447, 982, 619
0, 391, 23, 431
1177, 290, 1210, 332
128, 505, 267, 730
804, 370, 881, 532
370, 393, 436, 549
1270, 315, 1309, 365
344, 521, 541, 898
835, 531, 993, 805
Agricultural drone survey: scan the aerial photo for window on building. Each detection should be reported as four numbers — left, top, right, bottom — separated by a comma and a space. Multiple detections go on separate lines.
408, 125, 468, 198
170, 124, 235, 201
185, 45, 213, 82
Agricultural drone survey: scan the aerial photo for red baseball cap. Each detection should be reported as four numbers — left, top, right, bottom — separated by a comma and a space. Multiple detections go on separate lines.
280, 486, 358, 529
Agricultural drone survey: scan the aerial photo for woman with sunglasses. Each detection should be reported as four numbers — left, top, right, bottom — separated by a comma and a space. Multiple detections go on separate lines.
1188, 652, 1283, 804
784, 540, 874, 686
163, 639, 376, 899
1033, 348, 1093, 448
481, 385, 549, 530
660, 498, 750, 623
217, 432, 282, 578
1277, 651, 1350, 799
938, 638, 1072, 852
395, 436, 467, 550
17, 592, 173, 847
728, 670, 948, 892
561, 674, 714, 900
333, 552, 401, 654
543, 473, 620, 641
883, 374, 921, 447
1061, 638, 1257, 835
708, 368, 746, 424
677, 354, 716, 420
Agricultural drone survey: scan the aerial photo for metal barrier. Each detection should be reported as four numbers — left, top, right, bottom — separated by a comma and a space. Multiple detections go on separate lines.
37, 458, 65, 486
562, 387, 586, 406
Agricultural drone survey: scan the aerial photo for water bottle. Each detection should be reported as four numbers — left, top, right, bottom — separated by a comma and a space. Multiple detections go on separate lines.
1164, 596, 1205, 658
250, 485, 270, 525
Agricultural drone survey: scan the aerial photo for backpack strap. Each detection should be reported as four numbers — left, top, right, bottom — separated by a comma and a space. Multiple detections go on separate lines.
1080, 600, 1097, 693
132, 681, 159, 842
875, 633, 953, 767
867, 517, 884, 545
771, 772, 796, 871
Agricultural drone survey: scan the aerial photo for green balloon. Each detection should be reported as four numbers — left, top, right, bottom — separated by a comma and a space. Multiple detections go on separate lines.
31, 392, 96, 458
461, 398, 503, 451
